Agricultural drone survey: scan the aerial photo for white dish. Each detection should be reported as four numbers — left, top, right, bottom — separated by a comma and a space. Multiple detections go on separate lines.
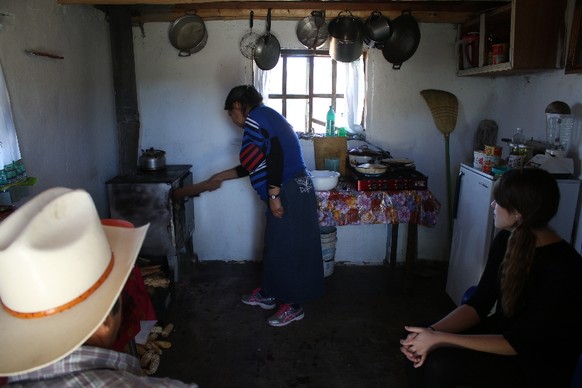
355, 163, 387, 175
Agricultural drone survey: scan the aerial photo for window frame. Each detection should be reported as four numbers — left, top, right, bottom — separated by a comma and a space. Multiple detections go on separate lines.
266, 49, 344, 133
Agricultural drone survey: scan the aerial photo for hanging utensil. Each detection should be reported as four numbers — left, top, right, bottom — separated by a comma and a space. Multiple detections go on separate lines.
363, 11, 392, 49
240, 11, 261, 59
382, 10, 420, 69
296, 11, 329, 50
254, 9, 281, 71
168, 13, 207, 57
327, 11, 365, 63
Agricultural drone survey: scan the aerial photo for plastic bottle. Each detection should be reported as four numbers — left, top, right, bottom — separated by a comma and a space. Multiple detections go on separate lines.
509, 128, 526, 168
326, 106, 336, 137
512, 127, 525, 144
337, 112, 347, 137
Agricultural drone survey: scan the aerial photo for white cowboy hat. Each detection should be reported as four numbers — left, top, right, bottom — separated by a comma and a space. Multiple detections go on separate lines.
0, 187, 148, 376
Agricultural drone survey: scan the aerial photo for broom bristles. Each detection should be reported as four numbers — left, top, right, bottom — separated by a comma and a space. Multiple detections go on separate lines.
420, 89, 459, 135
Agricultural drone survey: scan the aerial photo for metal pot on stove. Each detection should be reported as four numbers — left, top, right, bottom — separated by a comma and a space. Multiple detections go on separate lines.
139, 148, 166, 171
348, 145, 389, 166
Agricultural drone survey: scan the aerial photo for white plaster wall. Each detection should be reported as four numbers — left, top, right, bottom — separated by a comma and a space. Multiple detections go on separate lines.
0, 1, 117, 214
133, 12, 582, 263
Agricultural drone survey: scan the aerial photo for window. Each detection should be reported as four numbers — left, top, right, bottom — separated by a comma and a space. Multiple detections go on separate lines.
256, 50, 366, 135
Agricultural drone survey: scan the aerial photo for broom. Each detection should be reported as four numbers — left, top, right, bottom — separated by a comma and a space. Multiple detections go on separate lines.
420, 89, 458, 253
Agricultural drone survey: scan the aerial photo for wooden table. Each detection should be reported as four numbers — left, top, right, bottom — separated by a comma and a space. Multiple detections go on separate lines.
315, 182, 441, 266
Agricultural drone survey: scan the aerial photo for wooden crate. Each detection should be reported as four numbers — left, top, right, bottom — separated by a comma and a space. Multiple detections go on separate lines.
313, 137, 348, 177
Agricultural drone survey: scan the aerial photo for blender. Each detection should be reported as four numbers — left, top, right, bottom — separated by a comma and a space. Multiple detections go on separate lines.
545, 100, 573, 158
525, 101, 575, 177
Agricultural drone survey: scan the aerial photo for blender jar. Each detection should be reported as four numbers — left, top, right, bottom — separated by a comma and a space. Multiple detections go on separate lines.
546, 113, 574, 155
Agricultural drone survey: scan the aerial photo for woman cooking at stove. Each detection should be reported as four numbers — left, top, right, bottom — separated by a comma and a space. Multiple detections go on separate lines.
176, 85, 324, 327
401, 168, 582, 387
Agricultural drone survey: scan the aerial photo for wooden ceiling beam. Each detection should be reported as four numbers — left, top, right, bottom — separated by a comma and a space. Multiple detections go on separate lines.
59, 1, 509, 24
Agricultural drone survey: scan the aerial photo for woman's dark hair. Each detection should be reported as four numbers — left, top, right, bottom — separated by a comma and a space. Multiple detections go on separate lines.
493, 168, 560, 315
224, 85, 263, 113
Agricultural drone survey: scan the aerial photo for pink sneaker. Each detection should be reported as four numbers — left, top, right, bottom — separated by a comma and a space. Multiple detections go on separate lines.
267, 304, 304, 327
241, 288, 277, 310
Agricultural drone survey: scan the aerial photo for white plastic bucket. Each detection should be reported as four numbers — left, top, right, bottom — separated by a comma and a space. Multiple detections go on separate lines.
320, 226, 337, 277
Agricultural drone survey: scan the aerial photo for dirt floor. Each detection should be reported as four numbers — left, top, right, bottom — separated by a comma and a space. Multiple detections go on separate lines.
153, 260, 455, 388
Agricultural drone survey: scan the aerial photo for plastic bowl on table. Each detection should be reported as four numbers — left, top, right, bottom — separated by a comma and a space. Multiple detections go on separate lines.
310, 170, 340, 191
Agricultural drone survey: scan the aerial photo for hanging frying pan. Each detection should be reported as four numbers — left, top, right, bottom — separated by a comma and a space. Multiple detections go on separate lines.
381, 10, 420, 69
240, 11, 261, 59
254, 9, 281, 71
169, 14, 207, 57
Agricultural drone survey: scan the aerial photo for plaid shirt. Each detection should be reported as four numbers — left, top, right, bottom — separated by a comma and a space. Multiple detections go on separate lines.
6, 346, 198, 387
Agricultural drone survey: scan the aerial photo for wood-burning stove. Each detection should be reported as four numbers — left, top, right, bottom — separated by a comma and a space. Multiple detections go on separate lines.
106, 165, 194, 282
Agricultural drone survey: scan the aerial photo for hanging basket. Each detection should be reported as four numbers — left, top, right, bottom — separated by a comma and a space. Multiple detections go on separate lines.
420, 89, 458, 136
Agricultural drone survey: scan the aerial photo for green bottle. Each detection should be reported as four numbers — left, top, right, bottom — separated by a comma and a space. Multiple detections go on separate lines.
326, 106, 336, 136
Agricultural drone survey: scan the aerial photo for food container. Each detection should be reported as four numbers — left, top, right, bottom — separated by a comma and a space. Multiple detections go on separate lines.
484, 145, 502, 156
310, 170, 340, 191
473, 151, 486, 170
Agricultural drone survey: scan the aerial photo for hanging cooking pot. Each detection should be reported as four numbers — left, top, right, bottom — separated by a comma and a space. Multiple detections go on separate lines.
139, 148, 166, 171
169, 14, 208, 57
254, 9, 281, 71
296, 11, 329, 49
381, 10, 420, 70
363, 11, 392, 49
327, 11, 365, 63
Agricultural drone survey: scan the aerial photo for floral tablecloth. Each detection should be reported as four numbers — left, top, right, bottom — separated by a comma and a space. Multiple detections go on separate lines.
315, 182, 441, 227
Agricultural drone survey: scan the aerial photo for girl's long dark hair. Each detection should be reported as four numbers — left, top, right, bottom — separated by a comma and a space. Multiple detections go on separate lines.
493, 168, 560, 315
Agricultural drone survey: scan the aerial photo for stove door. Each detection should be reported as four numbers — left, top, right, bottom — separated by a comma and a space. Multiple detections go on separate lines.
107, 182, 176, 256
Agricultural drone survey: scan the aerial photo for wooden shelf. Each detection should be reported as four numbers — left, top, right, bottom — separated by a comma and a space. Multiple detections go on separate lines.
456, 0, 567, 76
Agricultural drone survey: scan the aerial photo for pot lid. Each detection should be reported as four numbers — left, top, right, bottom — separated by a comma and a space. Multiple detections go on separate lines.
142, 148, 165, 158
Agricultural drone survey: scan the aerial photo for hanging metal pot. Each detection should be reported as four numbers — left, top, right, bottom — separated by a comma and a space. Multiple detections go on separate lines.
254, 9, 281, 70
381, 10, 420, 70
296, 11, 329, 49
168, 14, 208, 57
327, 11, 364, 63
363, 11, 392, 49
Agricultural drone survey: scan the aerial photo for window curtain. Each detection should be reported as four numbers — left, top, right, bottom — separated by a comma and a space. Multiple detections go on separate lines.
340, 57, 365, 133
253, 67, 270, 105
0, 61, 27, 189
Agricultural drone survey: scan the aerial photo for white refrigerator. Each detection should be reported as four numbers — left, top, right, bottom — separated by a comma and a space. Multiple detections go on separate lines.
445, 163, 581, 305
